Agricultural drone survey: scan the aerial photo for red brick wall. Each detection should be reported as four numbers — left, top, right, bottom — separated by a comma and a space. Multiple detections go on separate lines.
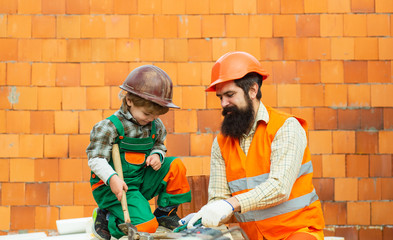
0, 0, 392, 239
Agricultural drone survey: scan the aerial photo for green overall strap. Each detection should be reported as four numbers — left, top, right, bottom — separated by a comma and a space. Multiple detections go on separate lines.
107, 115, 125, 140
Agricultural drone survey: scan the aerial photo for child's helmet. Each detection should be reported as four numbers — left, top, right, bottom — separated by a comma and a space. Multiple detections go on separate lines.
206, 51, 269, 92
120, 65, 179, 109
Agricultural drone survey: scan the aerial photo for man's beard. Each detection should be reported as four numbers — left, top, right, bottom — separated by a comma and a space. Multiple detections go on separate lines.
221, 96, 255, 139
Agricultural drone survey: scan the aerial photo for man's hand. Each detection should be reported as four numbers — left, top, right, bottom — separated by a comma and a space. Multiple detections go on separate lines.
146, 154, 162, 171
109, 174, 128, 201
187, 200, 234, 228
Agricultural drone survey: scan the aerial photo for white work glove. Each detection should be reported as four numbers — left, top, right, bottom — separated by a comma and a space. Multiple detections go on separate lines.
187, 200, 234, 228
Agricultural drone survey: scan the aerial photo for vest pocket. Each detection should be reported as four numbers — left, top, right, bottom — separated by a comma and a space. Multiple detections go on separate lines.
124, 152, 146, 165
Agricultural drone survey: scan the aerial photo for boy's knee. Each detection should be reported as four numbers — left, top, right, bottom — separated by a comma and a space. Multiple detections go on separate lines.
135, 217, 159, 233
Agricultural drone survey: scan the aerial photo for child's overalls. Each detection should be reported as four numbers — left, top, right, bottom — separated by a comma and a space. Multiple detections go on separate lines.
90, 115, 191, 238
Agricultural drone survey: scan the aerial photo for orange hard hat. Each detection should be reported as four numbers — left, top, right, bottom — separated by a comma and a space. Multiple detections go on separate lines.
120, 65, 179, 108
206, 51, 269, 92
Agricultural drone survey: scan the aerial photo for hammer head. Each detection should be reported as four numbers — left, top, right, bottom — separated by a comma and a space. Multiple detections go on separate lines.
118, 222, 138, 240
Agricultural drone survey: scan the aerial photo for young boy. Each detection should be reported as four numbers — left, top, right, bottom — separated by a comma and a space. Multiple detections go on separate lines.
87, 65, 192, 240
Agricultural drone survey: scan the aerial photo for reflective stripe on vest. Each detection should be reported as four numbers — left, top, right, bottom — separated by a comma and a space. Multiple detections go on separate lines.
234, 189, 319, 222
228, 161, 313, 193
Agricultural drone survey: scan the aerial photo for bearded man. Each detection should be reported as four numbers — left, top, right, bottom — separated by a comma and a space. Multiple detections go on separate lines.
187, 52, 325, 240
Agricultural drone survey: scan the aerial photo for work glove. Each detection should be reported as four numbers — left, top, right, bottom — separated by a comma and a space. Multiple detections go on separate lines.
187, 200, 234, 228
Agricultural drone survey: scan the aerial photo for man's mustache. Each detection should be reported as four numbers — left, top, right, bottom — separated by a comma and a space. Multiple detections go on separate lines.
222, 106, 239, 116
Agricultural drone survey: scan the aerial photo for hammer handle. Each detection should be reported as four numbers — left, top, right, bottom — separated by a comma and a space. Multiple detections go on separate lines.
112, 143, 131, 223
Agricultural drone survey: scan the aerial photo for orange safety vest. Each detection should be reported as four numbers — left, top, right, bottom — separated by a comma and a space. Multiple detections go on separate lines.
217, 106, 325, 240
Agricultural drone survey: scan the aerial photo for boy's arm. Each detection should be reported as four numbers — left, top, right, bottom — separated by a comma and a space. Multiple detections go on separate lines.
88, 157, 117, 185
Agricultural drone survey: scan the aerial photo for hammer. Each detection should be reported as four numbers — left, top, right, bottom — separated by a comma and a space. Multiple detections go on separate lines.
112, 143, 138, 240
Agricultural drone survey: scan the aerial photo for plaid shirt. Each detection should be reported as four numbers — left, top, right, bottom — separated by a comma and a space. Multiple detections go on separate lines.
86, 102, 167, 184
208, 101, 307, 214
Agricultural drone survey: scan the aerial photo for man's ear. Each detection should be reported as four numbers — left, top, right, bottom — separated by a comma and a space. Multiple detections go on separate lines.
248, 82, 259, 100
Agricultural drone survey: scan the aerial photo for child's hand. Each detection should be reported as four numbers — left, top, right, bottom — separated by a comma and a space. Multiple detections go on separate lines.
146, 154, 162, 171
109, 174, 128, 201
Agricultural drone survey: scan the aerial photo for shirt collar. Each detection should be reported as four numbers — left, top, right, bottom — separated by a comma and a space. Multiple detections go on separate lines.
244, 101, 269, 137
119, 101, 140, 125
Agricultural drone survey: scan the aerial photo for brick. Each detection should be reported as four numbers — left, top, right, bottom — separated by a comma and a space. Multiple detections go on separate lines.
260, 38, 283, 60
31, 63, 56, 87
164, 39, 188, 62
292, 107, 314, 130
155, 62, 178, 86
80, 63, 105, 87
371, 85, 393, 107
129, 16, 153, 38
18, 39, 42, 61
283, 38, 308, 60
177, 63, 201, 86
12, 87, 38, 110
328, 0, 351, 12
348, 84, 370, 107
190, 133, 213, 156
37, 87, 62, 110
178, 15, 201, 38
376, 0, 393, 12
321, 14, 343, 36
381, 178, 393, 199
281, 0, 304, 13
314, 107, 337, 130
257, 0, 279, 13
31, 15, 55, 38
6, 111, 30, 133
354, 38, 379, 60
79, 110, 103, 134
236, 38, 261, 60
233, 0, 257, 13
182, 87, 206, 110
0, 39, 18, 61
372, 202, 393, 225
183, 157, 210, 176
206, 92, 221, 109
384, 108, 393, 130
383, 227, 393, 240
331, 38, 354, 60
105, 15, 129, 38
311, 155, 322, 177
11, 206, 34, 230
379, 38, 393, 60
356, 131, 379, 154
0, 206, 10, 230
86, 87, 110, 110
201, 15, 225, 38
352, 0, 375, 12
277, 84, 300, 107
162, 0, 185, 14
60, 206, 85, 219
309, 130, 332, 154
2, 183, 25, 205
344, 61, 367, 83
35, 159, 59, 182
19, 134, 43, 158
344, 14, 367, 36
159, 111, 174, 133
210, 0, 233, 13
185, 0, 208, 14
138, 0, 161, 14
66, 39, 92, 62
305, 0, 328, 12
91, 0, 113, 14
35, 207, 58, 230
166, 134, 190, 157
115, 39, 139, 61
74, 182, 95, 205
6, 62, 31, 86
322, 154, 346, 177
250, 15, 272, 37
296, 61, 320, 84
197, 110, 222, 133
367, 14, 390, 36
42, 39, 67, 62
348, 202, 371, 225
0, 134, 19, 158
69, 135, 90, 158
110, 87, 123, 110
359, 228, 382, 240
323, 202, 347, 225
212, 38, 236, 61
26, 183, 49, 205
91, 39, 116, 62
338, 109, 361, 130
62, 87, 86, 110
301, 84, 324, 107
0, 63, 5, 85
0, 0, 17, 13
368, 61, 391, 83
313, 178, 334, 200
272, 61, 297, 84
44, 135, 68, 158
347, 154, 369, 177
273, 15, 297, 37
42, 0, 65, 14
50, 182, 73, 205
370, 154, 392, 177
0, 158, 9, 181
335, 178, 358, 201
359, 178, 382, 200
361, 108, 383, 130
57, 15, 81, 38
66, 0, 90, 14
140, 39, 164, 61
308, 38, 331, 60
226, 15, 249, 37
82, 159, 92, 182
114, 0, 137, 14
174, 110, 198, 133
154, 15, 178, 38
7, 15, 31, 38
379, 131, 393, 154
297, 15, 320, 37
325, 84, 347, 108
335, 227, 359, 240
333, 131, 355, 153
0, 111, 4, 133
105, 63, 129, 86
321, 61, 344, 83
188, 39, 212, 62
